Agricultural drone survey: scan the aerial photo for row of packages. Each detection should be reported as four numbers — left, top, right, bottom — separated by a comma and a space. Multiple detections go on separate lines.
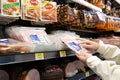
0, 0, 57, 21
57, 5, 120, 31
0, 26, 80, 54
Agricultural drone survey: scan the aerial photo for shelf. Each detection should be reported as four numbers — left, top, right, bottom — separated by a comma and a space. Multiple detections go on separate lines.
72, 0, 102, 12
67, 69, 95, 80
0, 15, 19, 25
0, 50, 75, 65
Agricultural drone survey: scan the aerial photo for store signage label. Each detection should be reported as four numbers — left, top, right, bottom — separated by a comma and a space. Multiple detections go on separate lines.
59, 51, 66, 57
35, 53, 44, 60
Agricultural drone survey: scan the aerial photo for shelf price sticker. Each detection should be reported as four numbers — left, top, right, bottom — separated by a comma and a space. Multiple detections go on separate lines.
35, 53, 44, 60
59, 51, 66, 57
85, 71, 90, 77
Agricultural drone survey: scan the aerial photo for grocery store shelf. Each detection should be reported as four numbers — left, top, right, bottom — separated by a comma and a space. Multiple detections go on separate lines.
72, 0, 102, 12
67, 69, 95, 80
0, 50, 75, 65
0, 15, 19, 25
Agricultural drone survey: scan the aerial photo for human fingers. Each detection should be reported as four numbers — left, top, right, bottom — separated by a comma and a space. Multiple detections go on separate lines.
76, 38, 89, 41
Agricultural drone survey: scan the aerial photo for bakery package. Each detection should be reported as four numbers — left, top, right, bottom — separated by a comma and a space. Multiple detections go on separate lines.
41, 1, 57, 22
0, 39, 33, 54
83, 10, 106, 28
21, 0, 41, 21
1, 0, 20, 17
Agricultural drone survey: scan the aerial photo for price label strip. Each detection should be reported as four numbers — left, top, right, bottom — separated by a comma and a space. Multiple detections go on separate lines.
59, 51, 66, 57
85, 71, 90, 77
35, 53, 44, 60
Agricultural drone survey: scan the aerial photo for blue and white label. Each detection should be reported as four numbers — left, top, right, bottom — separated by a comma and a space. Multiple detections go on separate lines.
68, 42, 82, 51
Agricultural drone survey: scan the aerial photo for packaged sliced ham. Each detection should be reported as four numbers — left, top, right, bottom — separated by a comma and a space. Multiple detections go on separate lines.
6, 26, 51, 44
41, 1, 57, 22
0, 39, 33, 54
21, 0, 41, 21
64, 62, 78, 77
18, 68, 40, 80
73, 60, 86, 72
1, 0, 20, 17
41, 65, 64, 80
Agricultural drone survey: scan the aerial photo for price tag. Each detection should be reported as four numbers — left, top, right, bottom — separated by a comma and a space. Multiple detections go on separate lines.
35, 53, 44, 60
59, 51, 66, 57
85, 71, 90, 77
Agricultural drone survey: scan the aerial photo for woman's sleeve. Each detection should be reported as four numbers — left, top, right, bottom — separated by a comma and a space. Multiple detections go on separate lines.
96, 40, 120, 64
87, 56, 120, 80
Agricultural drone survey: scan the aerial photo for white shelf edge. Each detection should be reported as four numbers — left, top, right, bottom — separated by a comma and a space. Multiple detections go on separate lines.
72, 0, 102, 12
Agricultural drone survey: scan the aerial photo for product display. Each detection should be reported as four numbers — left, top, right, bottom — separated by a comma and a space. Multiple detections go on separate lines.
41, 65, 64, 80
1, 0, 20, 17
0, 0, 120, 80
18, 68, 40, 80
73, 60, 86, 72
0, 39, 31, 54
64, 62, 78, 77
21, 0, 41, 21
41, 1, 57, 21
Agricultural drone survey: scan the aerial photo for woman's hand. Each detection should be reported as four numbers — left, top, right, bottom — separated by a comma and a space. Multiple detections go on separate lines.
74, 49, 92, 63
76, 38, 99, 51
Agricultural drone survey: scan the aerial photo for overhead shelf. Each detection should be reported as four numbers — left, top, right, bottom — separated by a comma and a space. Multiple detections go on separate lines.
0, 50, 75, 65
72, 0, 102, 12
0, 15, 19, 25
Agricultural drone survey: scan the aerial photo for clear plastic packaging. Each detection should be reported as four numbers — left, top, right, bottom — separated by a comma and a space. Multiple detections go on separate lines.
1, 0, 20, 17
41, 1, 57, 22
0, 39, 33, 54
21, 0, 41, 21
6, 26, 51, 44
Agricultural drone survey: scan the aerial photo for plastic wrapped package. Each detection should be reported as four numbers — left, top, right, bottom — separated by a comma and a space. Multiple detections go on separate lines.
83, 10, 106, 28
57, 5, 83, 27
34, 31, 80, 52
0, 39, 34, 54
21, 0, 41, 21
41, 65, 64, 80
6, 26, 55, 52
6, 26, 51, 44
1, 0, 20, 17
64, 62, 78, 77
18, 68, 40, 80
48, 30, 80, 51
41, 1, 57, 22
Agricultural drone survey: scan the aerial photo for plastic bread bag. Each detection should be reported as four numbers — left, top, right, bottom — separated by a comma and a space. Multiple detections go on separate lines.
83, 10, 105, 24
0, 39, 34, 54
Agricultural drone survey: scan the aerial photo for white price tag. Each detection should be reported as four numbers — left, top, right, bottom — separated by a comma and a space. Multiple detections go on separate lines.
35, 53, 44, 60
59, 51, 66, 57
96, 12, 106, 22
